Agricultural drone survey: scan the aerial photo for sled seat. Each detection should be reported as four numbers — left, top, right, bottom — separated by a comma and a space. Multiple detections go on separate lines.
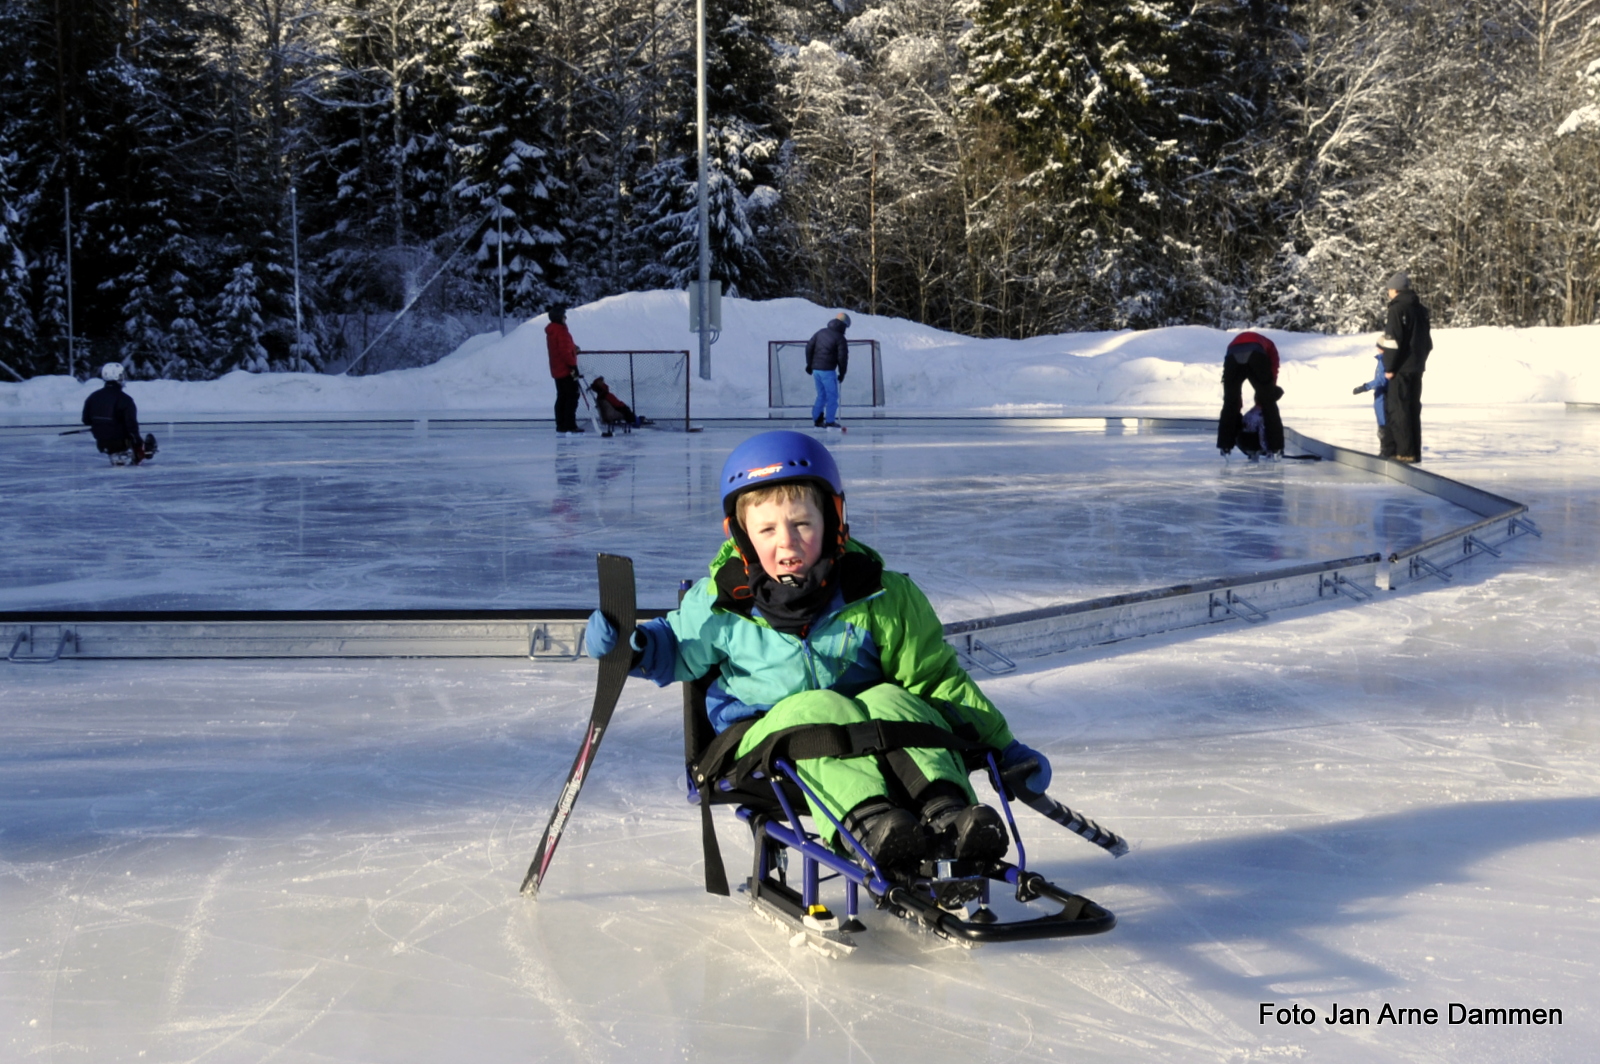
596, 398, 633, 434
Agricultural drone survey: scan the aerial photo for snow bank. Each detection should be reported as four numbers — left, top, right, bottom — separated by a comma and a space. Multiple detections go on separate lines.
3, 290, 1595, 418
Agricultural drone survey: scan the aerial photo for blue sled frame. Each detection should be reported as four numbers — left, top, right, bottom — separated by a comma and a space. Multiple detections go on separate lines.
690, 749, 1116, 954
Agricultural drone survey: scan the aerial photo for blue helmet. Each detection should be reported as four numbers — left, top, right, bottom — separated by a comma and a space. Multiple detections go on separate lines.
719, 430, 844, 519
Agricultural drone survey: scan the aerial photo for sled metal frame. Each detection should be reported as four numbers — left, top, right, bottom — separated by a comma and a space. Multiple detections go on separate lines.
728, 755, 1115, 952
5, 418, 1535, 664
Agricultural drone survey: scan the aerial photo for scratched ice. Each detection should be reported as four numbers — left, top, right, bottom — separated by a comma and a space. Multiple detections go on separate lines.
2, 410, 1597, 1063
3, 420, 1477, 616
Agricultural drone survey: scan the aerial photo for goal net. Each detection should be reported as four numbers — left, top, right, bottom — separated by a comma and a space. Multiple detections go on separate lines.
575, 350, 691, 430
767, 340, 884, 410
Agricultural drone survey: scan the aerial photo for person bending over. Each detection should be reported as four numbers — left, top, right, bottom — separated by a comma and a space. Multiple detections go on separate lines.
1217, 331, 1283, 458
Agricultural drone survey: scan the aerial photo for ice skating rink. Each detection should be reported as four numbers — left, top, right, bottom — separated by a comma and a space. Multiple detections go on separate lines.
3, 418, 1480, 616
3, 409, 1597, 1063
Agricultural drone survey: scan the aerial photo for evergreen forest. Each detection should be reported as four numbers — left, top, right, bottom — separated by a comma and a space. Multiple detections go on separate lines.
2, 0, 1597, 380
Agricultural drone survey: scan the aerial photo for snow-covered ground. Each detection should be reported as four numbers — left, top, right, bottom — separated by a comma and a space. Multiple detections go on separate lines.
2, 290, 1597, 419
3, 302, 1598, 1062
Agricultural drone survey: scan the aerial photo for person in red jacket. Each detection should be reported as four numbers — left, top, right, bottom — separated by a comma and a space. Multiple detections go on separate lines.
546, 303, 582, 434
1217, 330, 1284, 458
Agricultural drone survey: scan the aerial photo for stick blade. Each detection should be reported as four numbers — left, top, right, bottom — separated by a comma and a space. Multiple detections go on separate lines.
519, 554, 637, 897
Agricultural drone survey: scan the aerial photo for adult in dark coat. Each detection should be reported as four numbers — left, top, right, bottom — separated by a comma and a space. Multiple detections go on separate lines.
546, 303, 582, 434
1380, 272, 1432, 463
1216, 330, 1284, 457
81, 363, 154, 463
804, 313, 850, 427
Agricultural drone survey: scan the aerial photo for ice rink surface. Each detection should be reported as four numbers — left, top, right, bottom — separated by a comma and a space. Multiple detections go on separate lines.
3, 418, 1479, 616
4, 408, 1599, 1063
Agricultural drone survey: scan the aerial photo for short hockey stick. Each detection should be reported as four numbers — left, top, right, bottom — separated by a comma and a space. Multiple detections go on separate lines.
574, 373, 604, 436
520, 553, 637, 895
1001, 764, 1129, 857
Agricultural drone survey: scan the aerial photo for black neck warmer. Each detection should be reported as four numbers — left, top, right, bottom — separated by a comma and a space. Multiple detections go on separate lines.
714, 549, 884, 636
748, 559, 837, 635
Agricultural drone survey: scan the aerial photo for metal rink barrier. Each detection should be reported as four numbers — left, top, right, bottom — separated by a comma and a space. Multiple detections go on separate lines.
4, 611, 595, 663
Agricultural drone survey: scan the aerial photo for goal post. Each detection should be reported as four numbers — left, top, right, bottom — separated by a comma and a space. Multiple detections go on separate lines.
575, 350, 692, 431
768, 340, 884, 410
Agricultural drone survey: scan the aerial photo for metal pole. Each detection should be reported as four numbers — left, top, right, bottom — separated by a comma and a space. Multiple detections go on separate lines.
64, 186, 74, 378
290, 185, 304, 363
496, 198, 506, 337
695, 0, 711, 381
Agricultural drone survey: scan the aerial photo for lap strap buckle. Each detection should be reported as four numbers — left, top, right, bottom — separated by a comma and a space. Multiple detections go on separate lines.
844, 720, 886, 756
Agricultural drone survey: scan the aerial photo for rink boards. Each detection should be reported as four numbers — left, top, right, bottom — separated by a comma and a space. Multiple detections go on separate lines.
3, 419, 1538, 666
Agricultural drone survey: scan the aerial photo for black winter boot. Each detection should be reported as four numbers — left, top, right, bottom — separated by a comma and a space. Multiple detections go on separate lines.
839, 800, 925, 867
921, 795, 1009, 862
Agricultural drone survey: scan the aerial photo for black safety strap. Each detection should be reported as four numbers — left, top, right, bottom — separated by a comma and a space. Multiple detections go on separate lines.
692, 718, 987, 801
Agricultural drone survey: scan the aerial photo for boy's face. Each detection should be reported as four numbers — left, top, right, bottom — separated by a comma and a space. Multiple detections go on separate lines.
742, 494, 825, 584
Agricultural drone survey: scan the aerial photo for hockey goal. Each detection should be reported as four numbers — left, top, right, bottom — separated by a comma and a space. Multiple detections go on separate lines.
575, 350, 692, 431
768, 340, 884, 410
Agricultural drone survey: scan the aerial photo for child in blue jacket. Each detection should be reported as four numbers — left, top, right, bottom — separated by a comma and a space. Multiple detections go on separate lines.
1353, 349, 1396, 458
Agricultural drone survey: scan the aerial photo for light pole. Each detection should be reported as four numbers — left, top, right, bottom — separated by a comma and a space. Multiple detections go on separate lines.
496, 194, 506, 336
695, 0, 711, 380
290, 185, 304, 365
64, 186, 75, 378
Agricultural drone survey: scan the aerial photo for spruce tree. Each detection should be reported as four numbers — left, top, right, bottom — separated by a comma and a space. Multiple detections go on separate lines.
960, 0, 1189, 329
0, 149, 35, 375
454, 0, 567, 314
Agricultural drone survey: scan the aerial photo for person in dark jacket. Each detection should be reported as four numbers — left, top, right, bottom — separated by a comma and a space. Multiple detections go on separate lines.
804, 312, 850, 428
1380, 272, 1432, 463
81, 363, 156, 464
1217, 330, 1284, 458
546, 303, 582, 435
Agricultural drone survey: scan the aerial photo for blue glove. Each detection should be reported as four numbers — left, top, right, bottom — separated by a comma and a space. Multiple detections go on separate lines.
1001, 740, 1052, 795
584, 609, 618, 658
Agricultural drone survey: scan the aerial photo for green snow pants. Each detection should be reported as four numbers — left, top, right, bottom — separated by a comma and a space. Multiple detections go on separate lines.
735, 684, 977, 847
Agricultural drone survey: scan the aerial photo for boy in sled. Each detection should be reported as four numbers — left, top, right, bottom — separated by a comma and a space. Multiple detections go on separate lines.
587, 376, 649, 432
585, 430, 1049, 868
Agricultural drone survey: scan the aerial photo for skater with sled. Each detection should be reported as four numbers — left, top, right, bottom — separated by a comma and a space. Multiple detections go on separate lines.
81, 363, 157, 465
805, 313, 850, 429
1353, 350, 1397, 459
1217, 331, 1284, 459
546, 303, 584, 435
587, 376, 650, 434
580, 431, 1117, 946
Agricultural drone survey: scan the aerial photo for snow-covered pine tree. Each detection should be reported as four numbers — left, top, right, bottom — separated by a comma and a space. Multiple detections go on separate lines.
959, 0, 1190, 332
454, 0, 567, 315
635, 127, 771, 295
0, 149, 36, 376
216, 260, 271, 372
626, 0, 784, 298
117, 267, 173, 377
86, 0, 227, 380
301, 0, 464, 319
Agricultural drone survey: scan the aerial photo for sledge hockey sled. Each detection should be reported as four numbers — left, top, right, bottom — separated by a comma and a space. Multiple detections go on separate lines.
104, 433, 158, 466
682, 670, 1116, 956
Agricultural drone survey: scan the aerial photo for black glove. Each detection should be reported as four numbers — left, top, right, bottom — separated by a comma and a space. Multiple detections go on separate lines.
1353, 384, 1367, 395
804, 367, 813, 375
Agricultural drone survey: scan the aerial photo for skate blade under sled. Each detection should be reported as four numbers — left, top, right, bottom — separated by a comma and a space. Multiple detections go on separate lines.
683, 674, 1115, 956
